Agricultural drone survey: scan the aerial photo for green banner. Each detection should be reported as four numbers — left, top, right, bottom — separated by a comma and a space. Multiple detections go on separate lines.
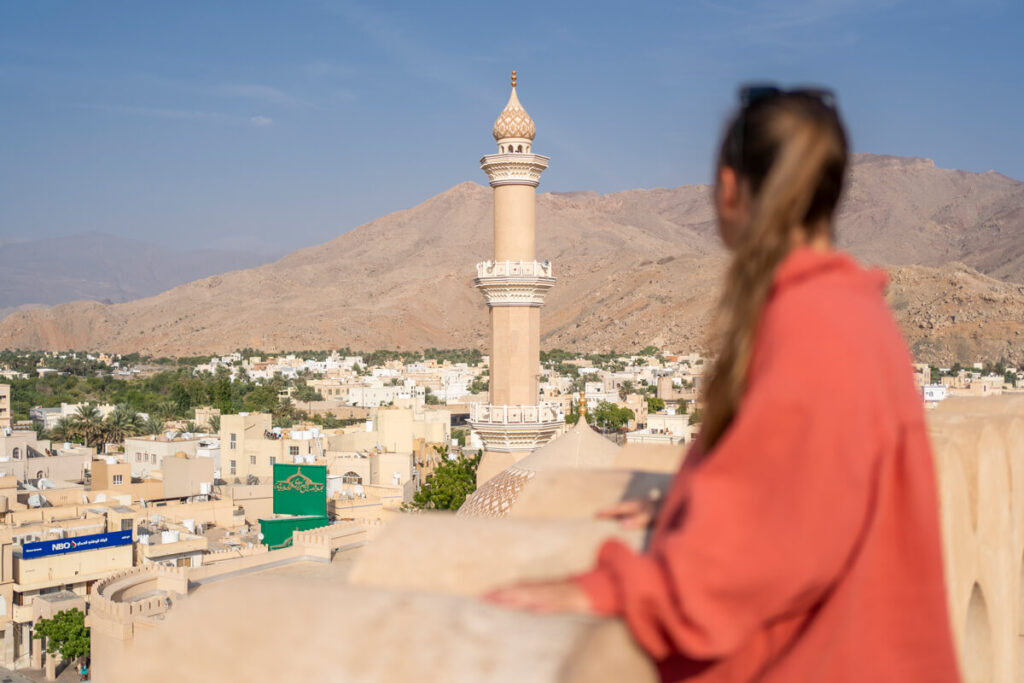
272, 463, 327, 517
259, 516, 329, 549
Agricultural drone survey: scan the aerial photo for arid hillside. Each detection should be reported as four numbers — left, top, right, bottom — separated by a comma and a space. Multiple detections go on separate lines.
0, 232, 278, 318
1, 154, 1022, 364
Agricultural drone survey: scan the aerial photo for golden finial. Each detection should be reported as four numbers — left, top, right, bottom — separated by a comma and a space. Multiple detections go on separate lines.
578, 390, 586, 418
511, 70, 517, 88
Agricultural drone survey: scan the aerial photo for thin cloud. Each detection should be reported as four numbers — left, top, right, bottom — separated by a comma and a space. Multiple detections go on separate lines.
218, 83, 312, 108
74, 103, 234, 122
250, 115, 273, 127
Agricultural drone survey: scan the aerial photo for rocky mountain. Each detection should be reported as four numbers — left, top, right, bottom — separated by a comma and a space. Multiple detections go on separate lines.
0, 232, 279, 318
0, 154, 1022, 365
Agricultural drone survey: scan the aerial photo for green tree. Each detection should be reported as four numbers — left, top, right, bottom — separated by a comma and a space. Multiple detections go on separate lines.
646, 396, 666, 413
208, 415, 221, 433
142, 416, 165, 436
451, 428, 467, 447
154, 401, 178, 422
618, 380, 636, 401
50, 416, 77, 444
688, 407, 703, 425
409, 449, 481, 510
1005, 370, 1018, 388
103, 405, 143, 444
293, 382, 323, 403
591, 401, 634, 432
32, 608, 90, 663
424, 387, 442, 405
639, 345, 660, 357
72, 404, 103, 448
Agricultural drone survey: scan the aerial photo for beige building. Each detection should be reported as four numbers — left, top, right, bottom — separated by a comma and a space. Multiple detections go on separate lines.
0, 435, 93, 483
0, 384, 10, 431
326, 406, 449, 455
123, 434, 204, 478
161, 454, 215, 500
219, 413, 324, 482
469, 72, 564, 485
193, 406, 220, 430
91, 457, 131, 491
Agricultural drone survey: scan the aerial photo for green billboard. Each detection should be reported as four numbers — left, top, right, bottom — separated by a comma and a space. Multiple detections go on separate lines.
259, 516, 329, 549
272, 463, 327, 517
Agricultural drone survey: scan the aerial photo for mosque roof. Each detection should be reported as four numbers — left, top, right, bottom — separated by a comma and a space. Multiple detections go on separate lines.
458, 421, 622, 518
492, 71, 536, 141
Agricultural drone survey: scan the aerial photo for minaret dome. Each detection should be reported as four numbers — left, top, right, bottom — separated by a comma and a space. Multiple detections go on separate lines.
492, 70, 536, 154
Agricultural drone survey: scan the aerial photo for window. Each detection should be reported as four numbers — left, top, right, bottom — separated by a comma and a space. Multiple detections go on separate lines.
11, 448, 19, 460
249, 455, 256, 465
289, 446, 299, 456
151, 454, 157, 463
230, 460, 237, 475
269, 457, 276, 466
229, 433, 237, 450
135, 454, 141, 462
112, 474, 123, 486
342, 472, 362, 485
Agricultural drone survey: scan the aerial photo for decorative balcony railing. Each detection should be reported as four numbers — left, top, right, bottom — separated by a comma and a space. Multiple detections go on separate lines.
474, 260, 556, 307
476, 260, 553, 279
469, 403, 563, 425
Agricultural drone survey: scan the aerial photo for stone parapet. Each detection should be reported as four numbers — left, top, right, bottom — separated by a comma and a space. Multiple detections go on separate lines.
927, 395, 1024, 683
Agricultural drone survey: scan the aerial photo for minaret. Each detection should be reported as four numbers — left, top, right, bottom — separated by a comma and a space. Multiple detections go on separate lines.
470, 71, 563, 485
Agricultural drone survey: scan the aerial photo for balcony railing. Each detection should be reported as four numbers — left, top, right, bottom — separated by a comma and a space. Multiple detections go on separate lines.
476, 260, 553, 279
469, 403, 562, 425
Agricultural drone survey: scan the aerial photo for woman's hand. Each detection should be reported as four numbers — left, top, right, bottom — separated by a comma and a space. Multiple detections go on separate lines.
484, 579, 592, 614
596, 498, 659, 530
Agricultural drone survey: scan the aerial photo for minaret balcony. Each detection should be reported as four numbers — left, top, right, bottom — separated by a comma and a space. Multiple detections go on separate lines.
474, 260, 555, 307
479, 153, 550, 187
468, 403, 564, 453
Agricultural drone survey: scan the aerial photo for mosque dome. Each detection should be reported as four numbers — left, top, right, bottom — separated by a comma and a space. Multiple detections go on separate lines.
458, 421, 622, 518
492, 70, 536, 142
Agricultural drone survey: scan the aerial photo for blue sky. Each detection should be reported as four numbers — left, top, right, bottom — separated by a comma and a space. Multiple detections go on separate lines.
1, 0, 1021, 252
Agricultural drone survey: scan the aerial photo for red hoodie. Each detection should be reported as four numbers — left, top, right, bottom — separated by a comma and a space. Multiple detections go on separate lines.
576, 248, 961, 681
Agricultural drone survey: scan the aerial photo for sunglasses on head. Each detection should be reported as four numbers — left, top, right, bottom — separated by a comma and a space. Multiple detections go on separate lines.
739, 83, 837, 110
729, 83, 838, 166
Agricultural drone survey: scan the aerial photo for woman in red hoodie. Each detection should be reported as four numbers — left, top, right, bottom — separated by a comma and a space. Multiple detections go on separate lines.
486, 86, 961, 681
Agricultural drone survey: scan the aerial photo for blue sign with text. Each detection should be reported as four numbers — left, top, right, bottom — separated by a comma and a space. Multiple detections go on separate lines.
22, 530, 133, 559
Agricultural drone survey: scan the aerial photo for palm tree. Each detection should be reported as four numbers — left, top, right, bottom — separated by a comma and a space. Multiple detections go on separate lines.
155, 401, 177, 423
208, 415, 221, 433
141, 417, 164, 436
104, 405, 143, 444
51, 416, 77, 443
182, 421, 200, 434
72, 404, 103, 448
